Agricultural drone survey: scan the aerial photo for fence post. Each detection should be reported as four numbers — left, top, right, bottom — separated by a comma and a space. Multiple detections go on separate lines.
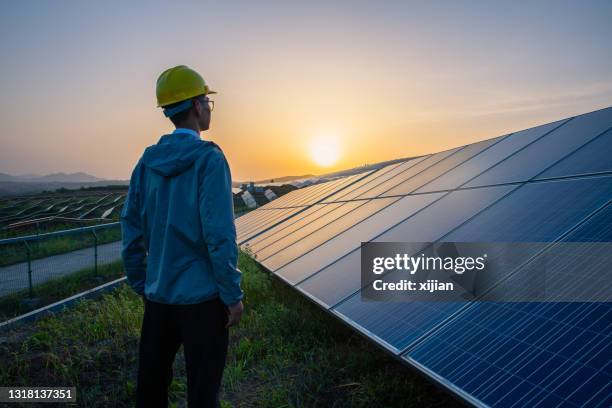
24, 240, 33, 298
92, 230, 98, 277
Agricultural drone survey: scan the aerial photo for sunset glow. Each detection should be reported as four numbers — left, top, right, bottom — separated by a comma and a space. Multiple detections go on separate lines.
308, 136, 341, 167
0, 2, 610, 182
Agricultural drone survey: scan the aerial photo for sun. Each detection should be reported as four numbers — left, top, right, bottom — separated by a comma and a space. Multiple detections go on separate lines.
308, 137, 341, 167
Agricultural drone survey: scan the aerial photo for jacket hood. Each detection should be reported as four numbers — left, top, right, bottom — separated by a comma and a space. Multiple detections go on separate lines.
142, 133, 211, 177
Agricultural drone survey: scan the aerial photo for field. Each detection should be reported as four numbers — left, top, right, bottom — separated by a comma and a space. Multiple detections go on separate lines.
0, 188, 127, 239
0, 253, 461, 408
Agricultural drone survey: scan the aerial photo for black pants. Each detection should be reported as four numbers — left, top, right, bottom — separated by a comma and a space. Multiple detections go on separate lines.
136, 296, 229, 408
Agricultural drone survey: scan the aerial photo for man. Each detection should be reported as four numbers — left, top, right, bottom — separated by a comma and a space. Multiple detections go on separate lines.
120, 65, 244, 408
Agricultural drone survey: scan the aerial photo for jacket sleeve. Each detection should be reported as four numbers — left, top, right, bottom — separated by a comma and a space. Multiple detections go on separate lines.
120, 158, 147, 296
199, 149, 244, 306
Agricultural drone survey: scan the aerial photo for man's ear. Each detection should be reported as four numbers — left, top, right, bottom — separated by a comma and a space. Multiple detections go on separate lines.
193, 98, 202, 116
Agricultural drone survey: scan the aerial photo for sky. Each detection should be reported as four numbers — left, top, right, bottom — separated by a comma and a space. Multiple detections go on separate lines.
0, 0, 611, 182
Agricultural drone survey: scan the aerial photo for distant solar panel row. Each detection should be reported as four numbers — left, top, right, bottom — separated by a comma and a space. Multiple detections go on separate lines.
236, 107, 612, 407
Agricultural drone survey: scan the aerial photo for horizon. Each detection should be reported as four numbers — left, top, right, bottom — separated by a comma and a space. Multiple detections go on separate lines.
1, 1, 611, 181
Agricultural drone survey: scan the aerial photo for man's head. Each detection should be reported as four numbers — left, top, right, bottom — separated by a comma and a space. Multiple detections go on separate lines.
163, 95, 213, 130
156, 65, 216, 131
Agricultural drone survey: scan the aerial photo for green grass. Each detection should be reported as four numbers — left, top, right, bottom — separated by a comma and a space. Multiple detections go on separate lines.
0, 227, 121, 267
0, 261, 124, 321
0, 253, 461, 407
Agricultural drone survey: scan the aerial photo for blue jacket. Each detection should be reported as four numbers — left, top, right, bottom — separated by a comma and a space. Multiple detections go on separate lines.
120, 129, 243, 306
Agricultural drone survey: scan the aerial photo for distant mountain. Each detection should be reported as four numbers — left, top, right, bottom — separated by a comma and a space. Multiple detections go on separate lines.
0, 180, 128, 197
0, 173, 17, 182
0, 172, 125, 197
5, 172, 104, 183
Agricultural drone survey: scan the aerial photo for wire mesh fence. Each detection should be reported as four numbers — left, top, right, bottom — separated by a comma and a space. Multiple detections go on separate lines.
0, 222, 123, 320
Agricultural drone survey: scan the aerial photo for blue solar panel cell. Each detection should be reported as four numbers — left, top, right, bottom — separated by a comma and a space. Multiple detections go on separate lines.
276, 192, 446, 285
297, 185, 515, 308
445, 176, 612, 242
536, 128, 612, 180
404, 204, 612, 408
330, 177, 612, 354
244, 202, 348, 253
465, 107, 612, 187
254, 201, 365, 261
380, 137, 504, 197
405, 302, 612, 408
416, 119, 568, 193
351, 148, 462, 199
322, 157, 429, 202
237, 206, 306, 243
261, 198, 398, 271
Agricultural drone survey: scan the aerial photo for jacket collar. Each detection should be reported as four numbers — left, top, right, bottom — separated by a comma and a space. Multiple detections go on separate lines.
158, 128, 201, 144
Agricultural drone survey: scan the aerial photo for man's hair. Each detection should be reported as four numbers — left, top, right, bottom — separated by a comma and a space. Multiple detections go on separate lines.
165, 95, 206, 126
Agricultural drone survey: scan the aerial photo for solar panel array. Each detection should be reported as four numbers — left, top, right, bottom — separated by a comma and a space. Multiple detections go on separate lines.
0, 193, 126, 227
235, 106, 612, 407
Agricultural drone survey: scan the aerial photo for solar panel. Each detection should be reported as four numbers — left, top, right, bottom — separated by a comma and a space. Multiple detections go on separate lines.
328, 177, 612, 352
405, 204, 612, 408
415, 119, 568, 193
243, 162, 415, 252
317, 178, 612, 388
321, 157, 429, 202
294, 185, 515, 306
254, 180, 332, 209
234, 107, 612, 407
261, 198, 398, 270
273, 193, 442, 284
244, 202, 349, 253
253, 201, 368, 260
237, 204, 302, 230
444, 176, 612, 243
379, 137, 504, 197
465, 107, 612, 187
535, 128, 612, 180
236, 171, 377, 243
263, 171, 375, 209
237, 207, 305, 243
342, 148, 461, 200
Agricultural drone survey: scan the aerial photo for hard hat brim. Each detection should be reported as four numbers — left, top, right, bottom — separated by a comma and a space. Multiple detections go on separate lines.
157, 90, 218, 107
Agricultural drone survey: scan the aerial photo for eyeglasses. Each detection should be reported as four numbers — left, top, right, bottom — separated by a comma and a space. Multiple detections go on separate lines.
198, 97, 214, 112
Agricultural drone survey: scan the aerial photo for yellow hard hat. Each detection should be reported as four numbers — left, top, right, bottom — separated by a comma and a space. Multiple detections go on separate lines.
156, 65, 217, 107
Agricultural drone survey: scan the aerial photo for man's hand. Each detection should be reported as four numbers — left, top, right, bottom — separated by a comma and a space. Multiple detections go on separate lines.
225, 301, 243, 328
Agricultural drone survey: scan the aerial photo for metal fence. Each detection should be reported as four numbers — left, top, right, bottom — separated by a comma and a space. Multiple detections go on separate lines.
0, 222, 122, 302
